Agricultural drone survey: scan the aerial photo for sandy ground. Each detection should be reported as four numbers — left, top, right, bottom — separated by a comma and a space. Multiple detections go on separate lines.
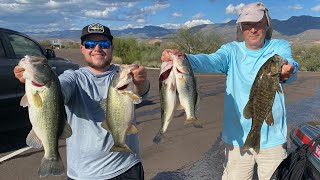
0, 49, 319, 180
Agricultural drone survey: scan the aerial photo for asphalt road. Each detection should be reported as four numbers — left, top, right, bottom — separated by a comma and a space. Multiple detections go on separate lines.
0, 70, 319, 180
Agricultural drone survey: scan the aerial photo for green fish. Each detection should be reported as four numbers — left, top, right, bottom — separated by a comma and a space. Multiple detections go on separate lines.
243, 54, 287, 153
19, 55, 72, 178
101, 64, 141, 153
153, 53, 201, 144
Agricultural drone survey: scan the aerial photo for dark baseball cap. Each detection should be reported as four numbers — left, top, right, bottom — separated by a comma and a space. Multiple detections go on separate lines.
80, 23, 113, 43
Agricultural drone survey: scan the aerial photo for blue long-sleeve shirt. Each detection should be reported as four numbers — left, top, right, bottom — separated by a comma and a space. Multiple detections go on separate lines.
186, 39, 299, 148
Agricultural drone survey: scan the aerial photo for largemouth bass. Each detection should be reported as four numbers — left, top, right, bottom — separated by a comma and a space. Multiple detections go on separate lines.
153, 53, 201, 144
153, 60, 177, 144
243, 54, 287, 153
101, 64, 141, 153
19, 55, 72, 178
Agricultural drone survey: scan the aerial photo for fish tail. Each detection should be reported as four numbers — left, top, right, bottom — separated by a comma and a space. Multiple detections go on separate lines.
184, 117, 203, 128
38, 156, 64, 178
111, 144, 133, 153
243, 130, 261, 153
153, 131, 164, 144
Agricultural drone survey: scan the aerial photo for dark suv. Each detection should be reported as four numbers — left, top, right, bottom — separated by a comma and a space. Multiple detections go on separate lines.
0, 28, 79, 136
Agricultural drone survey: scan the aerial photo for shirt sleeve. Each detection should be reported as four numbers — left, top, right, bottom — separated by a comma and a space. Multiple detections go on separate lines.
277, 40, 299, 84
185, 44, 230, 74
58, 70, 77, 104
139, 81, 150, 101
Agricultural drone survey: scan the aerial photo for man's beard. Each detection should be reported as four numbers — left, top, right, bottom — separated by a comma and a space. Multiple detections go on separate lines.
87, 57, 112, 70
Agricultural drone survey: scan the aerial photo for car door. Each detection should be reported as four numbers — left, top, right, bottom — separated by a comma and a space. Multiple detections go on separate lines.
0, 33, 18, 102
0, 32, 31, 132
4, 32, 46, 98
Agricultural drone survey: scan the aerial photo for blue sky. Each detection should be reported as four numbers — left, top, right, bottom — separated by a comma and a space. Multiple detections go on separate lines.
0, 0, 319, 32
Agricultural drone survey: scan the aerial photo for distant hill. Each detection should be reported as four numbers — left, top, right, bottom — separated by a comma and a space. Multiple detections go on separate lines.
25, 15, 320, 44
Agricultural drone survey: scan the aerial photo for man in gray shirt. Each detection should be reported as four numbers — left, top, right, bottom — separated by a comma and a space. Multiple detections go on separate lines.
14, 23, 149, 180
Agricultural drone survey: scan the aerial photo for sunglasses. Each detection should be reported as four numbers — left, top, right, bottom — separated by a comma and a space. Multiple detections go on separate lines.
84, 40, 111, 49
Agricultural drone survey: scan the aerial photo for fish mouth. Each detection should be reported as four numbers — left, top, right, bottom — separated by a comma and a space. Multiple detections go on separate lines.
32, 81, 45, 87
117, 84, 129, 90
159, 67, 173, 82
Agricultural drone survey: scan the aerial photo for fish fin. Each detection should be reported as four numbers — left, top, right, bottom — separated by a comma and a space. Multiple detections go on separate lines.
184, 117, 203, 128
101, 120, 111, 132
99, 99, 107, 112
196, 94, 200, 111
128, 93, 142, 104
243, 129, 261, 153
243, 101, 253, 119
59, 121, 72, 139
26, 129, 43, 149
265, 112, 274, 126
32, 92, 42, 108
175, 97, 184, 110
153, 131, 164, 144
169, 82, 176, 91
20, 94, 29, 107
110, 144, 133, 153
127, 124, 138, 135
38, 156, 64, 178
277, 83, 283, 93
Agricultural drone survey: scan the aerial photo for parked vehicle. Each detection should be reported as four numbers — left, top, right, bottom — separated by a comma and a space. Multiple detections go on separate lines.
0, 28, 79, 134
290, 122, 320, 179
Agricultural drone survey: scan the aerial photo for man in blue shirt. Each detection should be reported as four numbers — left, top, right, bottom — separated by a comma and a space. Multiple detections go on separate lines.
14, 23, 149, 180
162, 2, 298, 180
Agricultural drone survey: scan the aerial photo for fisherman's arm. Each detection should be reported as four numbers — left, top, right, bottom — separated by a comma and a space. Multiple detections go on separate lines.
277, 40, 299, 83
162, 46, 229, 74
132, 65, 150, 100
58, 70, 77, 104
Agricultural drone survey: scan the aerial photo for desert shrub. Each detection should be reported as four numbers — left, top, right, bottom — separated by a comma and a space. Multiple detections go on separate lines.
172, 28, 221, 54
292, 44, 320, 71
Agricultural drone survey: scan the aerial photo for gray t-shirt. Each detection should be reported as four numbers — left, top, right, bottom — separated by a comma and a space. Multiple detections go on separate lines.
59, 65, 144, 180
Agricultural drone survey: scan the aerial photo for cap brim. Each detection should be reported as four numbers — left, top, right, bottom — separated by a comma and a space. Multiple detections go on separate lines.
236, 12, 264, 23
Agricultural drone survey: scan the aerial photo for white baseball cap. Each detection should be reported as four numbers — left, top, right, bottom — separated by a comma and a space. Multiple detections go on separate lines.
236, 2, 268, 23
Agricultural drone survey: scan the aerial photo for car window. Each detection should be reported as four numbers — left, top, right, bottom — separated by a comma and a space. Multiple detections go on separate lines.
8, 33, 43, 58
0, 40, 5, 57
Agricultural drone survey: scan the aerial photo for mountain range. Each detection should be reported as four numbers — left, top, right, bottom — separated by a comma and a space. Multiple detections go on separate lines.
25, 15, 320, 44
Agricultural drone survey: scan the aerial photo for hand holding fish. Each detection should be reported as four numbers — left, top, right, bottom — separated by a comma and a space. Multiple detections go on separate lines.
280, 63, 294, 82
14, 65, 26, 83
131, 64, 149, 95
161, 49, 184, 62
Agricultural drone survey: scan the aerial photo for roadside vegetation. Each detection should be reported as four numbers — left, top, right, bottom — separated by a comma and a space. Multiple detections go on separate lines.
292, 44, 320, 71
40, 31, 320, 72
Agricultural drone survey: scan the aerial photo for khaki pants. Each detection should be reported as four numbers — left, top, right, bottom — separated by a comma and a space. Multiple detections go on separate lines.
222, 144, 287, 180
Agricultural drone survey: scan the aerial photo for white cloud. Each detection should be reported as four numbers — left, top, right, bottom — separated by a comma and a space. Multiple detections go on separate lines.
45, 0, 60, 8
141, 3, 170, 14
192, 13, 204, 19
183, 19, 213, 28
137, 19, 145, 23
160, 19, 214, 29
288, 4, 303, 10
311, 5, 320, 11
172, 12, 182, 17
160, 23, 183, 29
226, 3, 245, 14
84, 7, 118, 18
117, 24, 144, 30
0, 3, 22, 12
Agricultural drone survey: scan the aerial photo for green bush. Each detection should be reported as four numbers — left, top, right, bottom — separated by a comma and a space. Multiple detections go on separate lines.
292, 44, 320, 71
